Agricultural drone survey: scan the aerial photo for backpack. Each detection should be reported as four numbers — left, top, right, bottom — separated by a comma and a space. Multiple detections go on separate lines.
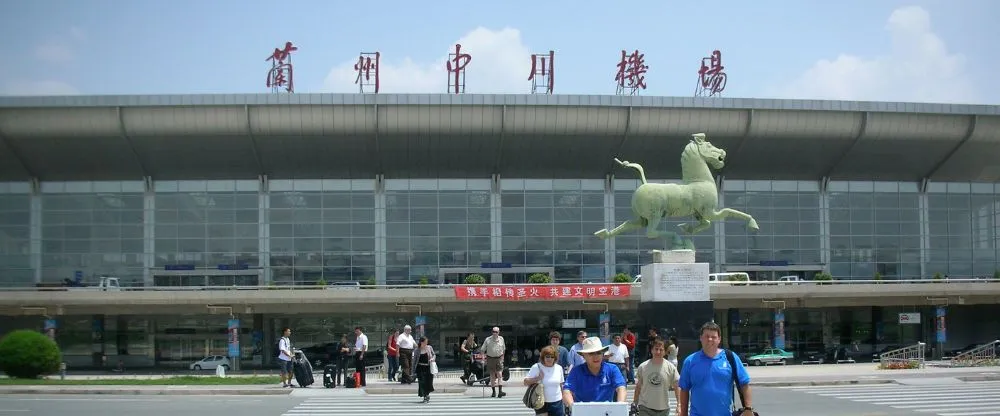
522, 364, 546, 410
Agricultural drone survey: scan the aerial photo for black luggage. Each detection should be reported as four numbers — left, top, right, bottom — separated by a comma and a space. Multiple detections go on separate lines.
322, 364, 336, 388
292, 350, 315, 387
345, 375, 356, 388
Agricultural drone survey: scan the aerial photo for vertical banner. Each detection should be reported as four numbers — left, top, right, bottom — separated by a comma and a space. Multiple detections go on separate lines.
773, 309, 786, 350
227, 319, 240, 358
414, 316, 427, 339
43, 319, 57, 340
935, 306, 947, 344
599, 313, 611, 345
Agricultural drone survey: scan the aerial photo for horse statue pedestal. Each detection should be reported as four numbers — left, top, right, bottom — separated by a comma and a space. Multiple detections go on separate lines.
638, 250, 714, 368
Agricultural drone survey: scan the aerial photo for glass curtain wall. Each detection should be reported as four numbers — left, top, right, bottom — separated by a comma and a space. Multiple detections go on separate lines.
384, 179, 492, 285
501, 179, 606, 282
153, 180, 259, 271
829, 181, 922, 279
0, 182, 32, 286
722, 180, 822, 269
613, 178, 715, 276
268, 179, 375, 285
40, 181, 145, 285
927, 182, 999, 278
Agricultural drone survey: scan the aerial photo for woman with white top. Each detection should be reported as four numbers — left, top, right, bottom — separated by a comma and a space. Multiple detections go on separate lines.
666, 336, 679, 367
523, 345, 566, 416
415, 336, 436, 403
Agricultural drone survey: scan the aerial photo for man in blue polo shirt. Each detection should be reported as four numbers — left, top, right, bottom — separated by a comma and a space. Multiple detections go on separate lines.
678, 322, 755, 416
562, 336, 627, 410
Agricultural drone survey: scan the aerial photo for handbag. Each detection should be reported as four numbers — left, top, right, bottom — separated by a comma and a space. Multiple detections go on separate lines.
429, 361, 438, 375
522, 364, 545, 410
725, 349, 760, 416
428, 348, 439, 374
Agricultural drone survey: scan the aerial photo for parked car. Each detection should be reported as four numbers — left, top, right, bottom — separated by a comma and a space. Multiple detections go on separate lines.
802, 346, 856, 364
747, 348, 794, 366
189, 355, 231, 371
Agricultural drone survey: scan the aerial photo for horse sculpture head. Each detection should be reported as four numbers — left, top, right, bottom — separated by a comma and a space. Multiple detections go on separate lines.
686, 132, 727, 170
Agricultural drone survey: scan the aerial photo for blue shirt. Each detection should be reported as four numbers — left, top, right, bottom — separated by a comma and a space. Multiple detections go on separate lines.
556, 345, 571, 369
678, 349, 750, 416
564, 361, 626, 403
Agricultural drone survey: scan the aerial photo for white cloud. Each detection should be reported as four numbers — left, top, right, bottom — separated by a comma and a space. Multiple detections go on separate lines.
1, 80, 80, 96
323, 27, 535, 94
776, 6, 975, 103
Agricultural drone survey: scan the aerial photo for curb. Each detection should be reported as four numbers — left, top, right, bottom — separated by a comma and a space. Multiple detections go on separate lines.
957, 375, 1000, 382
754, 379, 896, 387
0, 388, 291, 396
364, 386, 470, 395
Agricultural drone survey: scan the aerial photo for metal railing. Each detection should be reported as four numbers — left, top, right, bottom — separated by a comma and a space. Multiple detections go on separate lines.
879, 342, 926, 369
4, 278, 997, 292
951, 340, 1000, 367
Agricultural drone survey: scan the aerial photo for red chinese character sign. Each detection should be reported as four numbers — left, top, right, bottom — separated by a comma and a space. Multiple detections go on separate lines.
528, 50, 555, 94
446, 43, 471, 94
696, 50, 727, 97
354, 51, 380, 94
453, 284, 632, 301
266, 42, 298, 93
615, 49, 649, 96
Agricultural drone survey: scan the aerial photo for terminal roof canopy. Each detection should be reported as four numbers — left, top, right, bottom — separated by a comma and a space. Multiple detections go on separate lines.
0, 94, 997, 182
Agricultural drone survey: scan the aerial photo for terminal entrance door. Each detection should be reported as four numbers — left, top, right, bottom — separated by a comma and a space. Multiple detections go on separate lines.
152, 273, 260, 287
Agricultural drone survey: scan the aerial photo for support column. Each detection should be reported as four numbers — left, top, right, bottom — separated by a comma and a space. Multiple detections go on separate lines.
30, 180, 41, 284
143, 177, 155, 287
91, 315, 106, 368
258, 176, 271, 285
773, 309, 786, 349
605, 174, 616, 280
934, 306, 947, 359
489, 174, 502, 284
918, 192, 930, 279
727, 308, 739, 348
819, 181, 831, 269
375, 175, 387, 285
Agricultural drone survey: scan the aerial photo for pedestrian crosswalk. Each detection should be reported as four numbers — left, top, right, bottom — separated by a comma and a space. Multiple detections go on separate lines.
783, 381, 1000, 416
282, 391, 675, 415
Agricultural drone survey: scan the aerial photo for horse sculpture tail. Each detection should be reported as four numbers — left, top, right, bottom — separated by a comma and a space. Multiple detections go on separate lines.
614, 158, 648, 185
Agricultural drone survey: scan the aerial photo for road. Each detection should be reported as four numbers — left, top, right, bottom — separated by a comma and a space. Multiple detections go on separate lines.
0, 394, 299, 416
7, 380, 1000, 416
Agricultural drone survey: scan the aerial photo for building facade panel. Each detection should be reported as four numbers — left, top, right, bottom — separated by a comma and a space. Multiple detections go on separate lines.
0, 182, 32, 286
926, 182, 999, 278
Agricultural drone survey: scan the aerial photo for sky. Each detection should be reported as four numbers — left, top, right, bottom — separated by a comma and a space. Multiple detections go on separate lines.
0, 0, 997, 104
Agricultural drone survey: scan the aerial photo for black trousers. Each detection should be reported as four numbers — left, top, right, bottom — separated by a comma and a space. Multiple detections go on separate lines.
354, 352, 367, 386
399, 348, 414, 382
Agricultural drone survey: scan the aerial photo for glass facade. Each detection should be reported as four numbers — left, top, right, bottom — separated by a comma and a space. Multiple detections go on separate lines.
829, 181, 923, 279
269, 179, 376, 285
40, 181, 145, 285
927, 182, 1000, 278
723, 180, 822, 269
2, 178, 999, 285
386, 179, 492, 284
0, 182, 31, 287
501, 179, 606, 283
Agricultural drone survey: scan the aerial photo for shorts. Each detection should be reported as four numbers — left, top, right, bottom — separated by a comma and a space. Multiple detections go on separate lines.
278, 359, 293, 373
486, 356, 503, 373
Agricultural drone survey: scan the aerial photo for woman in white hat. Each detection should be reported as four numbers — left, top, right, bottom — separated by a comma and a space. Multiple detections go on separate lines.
561, 337, 628, 410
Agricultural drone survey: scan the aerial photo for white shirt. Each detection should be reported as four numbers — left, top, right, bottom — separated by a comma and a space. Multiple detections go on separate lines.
527, 363, 564, 403
355, 333, 368, 352
278, 337, 291, 361
606, 343, 630, 363
397, 332, 416, 349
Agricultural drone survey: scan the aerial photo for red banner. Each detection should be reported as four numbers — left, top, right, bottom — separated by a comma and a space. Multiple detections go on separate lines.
453, 284, 631, 301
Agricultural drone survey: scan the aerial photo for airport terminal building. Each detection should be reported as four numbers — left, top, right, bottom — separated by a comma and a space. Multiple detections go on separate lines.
0, 93, 998, 369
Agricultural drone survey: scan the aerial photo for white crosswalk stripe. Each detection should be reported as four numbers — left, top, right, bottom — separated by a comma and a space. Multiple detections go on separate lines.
782, 381, 1000, 416
282, 391, 675, 415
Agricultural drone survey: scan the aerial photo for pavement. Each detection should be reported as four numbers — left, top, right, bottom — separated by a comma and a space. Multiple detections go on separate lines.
2, 361, 999, 397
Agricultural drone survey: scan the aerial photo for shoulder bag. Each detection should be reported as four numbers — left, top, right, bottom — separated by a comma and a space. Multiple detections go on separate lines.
725, 349, 760, 416
522, 363, 546, 410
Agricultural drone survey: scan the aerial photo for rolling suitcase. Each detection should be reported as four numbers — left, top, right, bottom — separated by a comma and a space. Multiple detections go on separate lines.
323, 364, 336, 388
292, 351, 315, 387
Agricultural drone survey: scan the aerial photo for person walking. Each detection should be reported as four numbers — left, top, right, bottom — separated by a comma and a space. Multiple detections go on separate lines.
634, 339, 680, 416
562, 336, 627, 409
523, 345, 566, 416
459, 332, 478, 384
396, 325, 416, 384
666, 336, 679, 368
415, 336, 437, 403
481, 326, 507, 398
354, 326, 369, 387
277, 327, 294, 388
386, 329, 400, 382
678, 322, 754, 416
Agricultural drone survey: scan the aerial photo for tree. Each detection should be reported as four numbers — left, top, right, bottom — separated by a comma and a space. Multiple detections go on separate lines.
0, 330, 61, 379
464, 274, 486, 284
528, 273, 552, 284
612, 273, 632, 283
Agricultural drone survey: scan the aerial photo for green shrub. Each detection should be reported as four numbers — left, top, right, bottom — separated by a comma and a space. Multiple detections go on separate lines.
0, 330, 61, 379
464, 274, 486, 284
528, 273, 552, 284
612, 273, 632, 283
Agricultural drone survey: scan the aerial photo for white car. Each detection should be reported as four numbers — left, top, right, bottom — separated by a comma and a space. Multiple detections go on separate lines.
189, 355, 231, 371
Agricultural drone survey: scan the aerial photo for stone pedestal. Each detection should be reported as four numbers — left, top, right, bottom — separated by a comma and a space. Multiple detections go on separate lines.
638, 250, 714, 370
